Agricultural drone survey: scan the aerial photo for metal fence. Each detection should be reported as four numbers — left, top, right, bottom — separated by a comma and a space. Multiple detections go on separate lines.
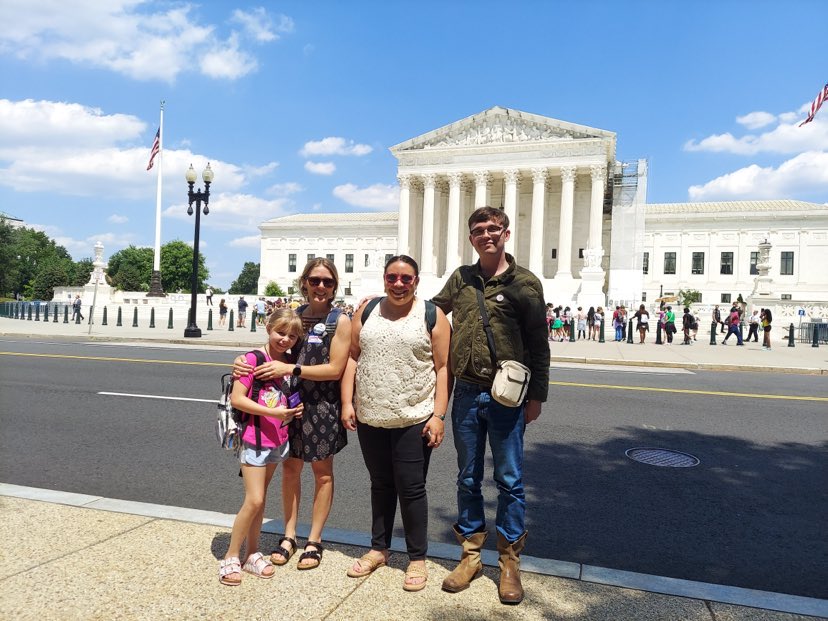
797, 322, 828, 344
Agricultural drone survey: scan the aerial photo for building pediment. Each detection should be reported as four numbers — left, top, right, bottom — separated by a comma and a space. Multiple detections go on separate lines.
390, 106, 615, 154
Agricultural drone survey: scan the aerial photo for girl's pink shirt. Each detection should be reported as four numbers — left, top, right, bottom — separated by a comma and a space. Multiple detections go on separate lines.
237, 350, 290, 447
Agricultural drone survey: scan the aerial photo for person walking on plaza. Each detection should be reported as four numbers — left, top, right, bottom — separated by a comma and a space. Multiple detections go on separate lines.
432, 206, 549, 605
593, 306, 604, 340
761, 308, 773, 350
219, 308, 304, 586
237, 296, 248, 328
256, 297, 266, 326
205, 286, 213, 306
664, 305, 676, 344
218, 298, 228, 327
233, 258, 351, 570
341, 255, 451, 591
587, 306, 596, 339
681, 307, 693, 345
713, 304, 724, 334
576, 306, 587, 340
72, 294, 84, 322
634, 304, 649, 343
612, 306, 623, 341
747, 310, 760, 342
721, 306, 744, 346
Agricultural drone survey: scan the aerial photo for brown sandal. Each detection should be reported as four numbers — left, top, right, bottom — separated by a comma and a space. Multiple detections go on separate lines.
403, 563, 428, 592
347, 552, 387, 578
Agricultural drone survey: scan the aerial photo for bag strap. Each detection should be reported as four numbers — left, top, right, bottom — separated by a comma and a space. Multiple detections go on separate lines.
474, 287, 499, 367
361, 297, 383, 325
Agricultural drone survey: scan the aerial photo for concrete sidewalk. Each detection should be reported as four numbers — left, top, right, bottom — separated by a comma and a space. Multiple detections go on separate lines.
1, 486, 825, 620
2, 314, 827, 374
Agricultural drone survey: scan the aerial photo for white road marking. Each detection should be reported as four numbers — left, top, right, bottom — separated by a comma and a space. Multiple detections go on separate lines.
98, 391, 215, 403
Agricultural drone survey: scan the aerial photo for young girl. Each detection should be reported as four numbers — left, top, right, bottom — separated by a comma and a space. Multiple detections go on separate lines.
219, 298, 228, 327
219, 308, 305, 586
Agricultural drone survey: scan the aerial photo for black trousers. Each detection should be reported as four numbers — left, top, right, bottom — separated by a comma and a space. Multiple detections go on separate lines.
747, 324, 759, 341
357, 419, 432, 560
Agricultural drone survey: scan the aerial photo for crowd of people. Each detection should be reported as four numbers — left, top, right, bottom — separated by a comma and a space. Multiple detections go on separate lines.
219, 207, 548, 606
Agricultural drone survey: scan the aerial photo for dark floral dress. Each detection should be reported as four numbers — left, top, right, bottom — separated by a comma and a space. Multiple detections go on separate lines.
286, 307, 348, 461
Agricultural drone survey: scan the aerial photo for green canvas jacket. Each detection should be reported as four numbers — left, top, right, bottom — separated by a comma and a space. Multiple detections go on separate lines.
432, 255, 549, 402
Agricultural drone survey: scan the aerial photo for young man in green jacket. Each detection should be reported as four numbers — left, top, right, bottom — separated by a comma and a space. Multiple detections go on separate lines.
432, 206, 549, 604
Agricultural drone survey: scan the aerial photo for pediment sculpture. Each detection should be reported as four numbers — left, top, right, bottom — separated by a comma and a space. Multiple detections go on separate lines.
418, 118, 580, 149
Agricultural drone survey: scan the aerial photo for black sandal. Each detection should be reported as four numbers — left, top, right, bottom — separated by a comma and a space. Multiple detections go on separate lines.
297, 541, 324, 570
270, 536, 297, 566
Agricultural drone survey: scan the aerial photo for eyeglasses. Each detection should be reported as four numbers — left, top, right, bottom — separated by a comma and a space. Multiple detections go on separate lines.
469, 225, 504, 238
306, 276, 335, 288
384, 273, 415, 285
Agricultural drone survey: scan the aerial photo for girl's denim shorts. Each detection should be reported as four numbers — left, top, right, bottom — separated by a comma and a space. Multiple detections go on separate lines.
239, 440, 289, 466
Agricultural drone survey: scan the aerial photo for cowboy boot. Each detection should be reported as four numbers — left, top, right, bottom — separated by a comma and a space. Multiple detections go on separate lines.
497, 531, 527, 604
441, 526, 488, 593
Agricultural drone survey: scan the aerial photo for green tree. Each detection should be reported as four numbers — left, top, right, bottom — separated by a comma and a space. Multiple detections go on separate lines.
69, 258, 94, 286
229, 262, 260, 294
29, 259, 71, 300
107, 246, 154, 291
0, 218, 17, 296
264, 281, 286, 297
9, 227, 72, 298
678, 288, 702, 307
160, 240, 208, 293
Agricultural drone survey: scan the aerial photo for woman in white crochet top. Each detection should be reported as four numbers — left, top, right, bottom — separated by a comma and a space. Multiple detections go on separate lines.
341, 255, 451, 591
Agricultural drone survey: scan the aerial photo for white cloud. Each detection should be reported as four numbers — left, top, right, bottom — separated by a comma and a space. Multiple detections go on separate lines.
164, 192, 291, 231
305, 161, 336, 175
32, 223, 139, 259
0, 1, 290, 82
688, 151, 828, 201
244, 161, 279, 178
735, 111, 776, 130
300, 137, 373, 157
333, 183, 398, 210
107, 214, 128, 224
0, 99, 252, 198
268, 182, 303, 196
228, 235, 261, 248
231, 8, 294, 43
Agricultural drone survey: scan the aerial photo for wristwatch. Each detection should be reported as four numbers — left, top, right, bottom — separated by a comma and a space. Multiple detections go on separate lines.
292, 364, 302, 377
433, 413, 446, 421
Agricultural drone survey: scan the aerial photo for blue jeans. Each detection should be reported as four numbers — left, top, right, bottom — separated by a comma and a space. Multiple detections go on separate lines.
615, 325, 623, 341
451, 380, 526, 542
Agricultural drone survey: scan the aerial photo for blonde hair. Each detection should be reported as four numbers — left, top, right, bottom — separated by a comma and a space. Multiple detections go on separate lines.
266, 307, 303, 338
299, 257, 339, 302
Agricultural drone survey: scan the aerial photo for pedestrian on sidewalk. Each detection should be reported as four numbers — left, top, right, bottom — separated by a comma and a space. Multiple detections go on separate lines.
340, 255, 451, 592
713, 304, 724, 334
576, 306, 587, 340
721, 307, 744, 345
612, 306, 623, 341
681, 307, 693, 344
72, 294, 84, 322
634, 304, 649, 343
593, 306, 604, 340
761, 308, 773, 350
219, 308, 305, 586
218, 299, 228, 327
234, 258, 351, 571
431, 207, 549, 605
237, 296, 248, 328
205, 286, 213, 306
747, 310, 760, 342
664, 306, 676, 344
587, 306, 596, 339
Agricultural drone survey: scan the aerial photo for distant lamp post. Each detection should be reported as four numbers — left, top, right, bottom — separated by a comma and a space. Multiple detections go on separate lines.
183, 163, 213, 338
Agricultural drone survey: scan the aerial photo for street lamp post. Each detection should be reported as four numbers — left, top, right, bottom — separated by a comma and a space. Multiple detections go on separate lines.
184, 163, 213, 338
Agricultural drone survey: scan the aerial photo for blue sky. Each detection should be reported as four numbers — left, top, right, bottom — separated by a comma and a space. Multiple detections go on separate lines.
1, 0, 826, 289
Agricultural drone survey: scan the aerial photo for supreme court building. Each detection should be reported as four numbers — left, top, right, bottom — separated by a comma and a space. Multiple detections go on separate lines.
259, 106, 828, 320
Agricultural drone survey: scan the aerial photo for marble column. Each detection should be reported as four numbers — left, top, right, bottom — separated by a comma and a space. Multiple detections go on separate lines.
583, 164, 606, 271
503, 168, 519, 255
556, 166, 576, 278
397, 174, 411, 255
473, 170, 491, 208
420, 173, 436, 274
446, 172, 463, 273
529, 167, 547, 276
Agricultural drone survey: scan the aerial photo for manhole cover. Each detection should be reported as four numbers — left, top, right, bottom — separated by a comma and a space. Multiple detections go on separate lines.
625, 448, 700, 468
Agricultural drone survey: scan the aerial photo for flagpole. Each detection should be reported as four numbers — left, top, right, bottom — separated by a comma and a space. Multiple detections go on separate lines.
147, 100, 166, 297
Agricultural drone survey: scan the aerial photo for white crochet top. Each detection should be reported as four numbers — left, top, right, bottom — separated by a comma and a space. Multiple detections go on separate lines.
355, 298, 436, 428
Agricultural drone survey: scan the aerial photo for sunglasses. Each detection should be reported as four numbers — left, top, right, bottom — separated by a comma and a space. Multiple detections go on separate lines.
384, 273, 415, 285
306, 276, 335, 288
470, 225, 504, 238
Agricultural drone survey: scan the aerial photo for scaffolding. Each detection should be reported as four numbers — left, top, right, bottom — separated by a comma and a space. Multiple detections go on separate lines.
607, 159, 647, 308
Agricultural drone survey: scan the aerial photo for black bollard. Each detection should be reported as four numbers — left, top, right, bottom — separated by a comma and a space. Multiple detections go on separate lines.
132, 307, 138, 327
53, 305, 58, 322
598, 318, 605, 343
63, 305, 69, 323
569, 319, 575, 342
102, 306, 108, 326
709, 322, 717, 346
788, 323, 795, 348
116, 306, 123, 327
250, 315, 256, 332
228, 310, 235, 331
13, 303, 18, 319
655, 322, 663, 345
28, 305, 33, 320
149, 307, 156, 328
813, 324, 820, 348
627, 319, 634, 344
34, 304, 40, 321
207, 309, 213, 331
75, 306, 81, 323
168, 307, 174, 329
41, 304, 48, 321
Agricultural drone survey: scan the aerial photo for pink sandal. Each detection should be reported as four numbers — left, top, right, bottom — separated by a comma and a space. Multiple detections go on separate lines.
242, 552, 275, 579
219, 557, 242, 586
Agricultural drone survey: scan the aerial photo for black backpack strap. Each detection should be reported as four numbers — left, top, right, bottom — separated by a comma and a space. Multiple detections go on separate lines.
361, 297, 383, 325
424, 300, 437, 335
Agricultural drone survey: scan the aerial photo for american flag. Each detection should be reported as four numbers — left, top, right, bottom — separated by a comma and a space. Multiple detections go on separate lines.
146, 129, 160, 170
799, 82, 828, 127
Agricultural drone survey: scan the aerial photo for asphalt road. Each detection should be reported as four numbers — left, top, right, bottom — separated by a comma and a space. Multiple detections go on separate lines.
1, 336, 826, 599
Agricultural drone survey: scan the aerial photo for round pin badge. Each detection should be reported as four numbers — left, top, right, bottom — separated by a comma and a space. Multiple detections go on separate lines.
496, 294, 504, 302
313, 323, 327, 335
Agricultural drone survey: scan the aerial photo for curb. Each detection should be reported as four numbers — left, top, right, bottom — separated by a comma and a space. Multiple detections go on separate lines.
550, 355, 826, 376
